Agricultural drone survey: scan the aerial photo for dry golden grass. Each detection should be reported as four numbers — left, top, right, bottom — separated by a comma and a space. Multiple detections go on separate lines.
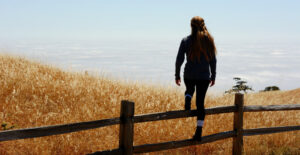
0, 54, 299, 155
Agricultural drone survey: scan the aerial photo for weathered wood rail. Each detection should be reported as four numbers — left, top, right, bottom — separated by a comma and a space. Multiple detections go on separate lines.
0, 94, 299, 155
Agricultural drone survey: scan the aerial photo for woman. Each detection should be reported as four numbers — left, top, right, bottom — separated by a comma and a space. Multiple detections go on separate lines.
175, 16, 217, 141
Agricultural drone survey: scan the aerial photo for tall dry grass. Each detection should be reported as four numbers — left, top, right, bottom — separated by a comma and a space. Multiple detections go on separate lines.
0, 54, 299, 155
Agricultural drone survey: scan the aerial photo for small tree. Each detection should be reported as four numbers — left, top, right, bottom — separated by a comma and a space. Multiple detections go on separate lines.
225, 77, 254, 94
262, 86, 280, 92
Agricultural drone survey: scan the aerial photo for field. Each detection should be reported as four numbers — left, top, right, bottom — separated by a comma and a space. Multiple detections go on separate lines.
0, 54, 299, 155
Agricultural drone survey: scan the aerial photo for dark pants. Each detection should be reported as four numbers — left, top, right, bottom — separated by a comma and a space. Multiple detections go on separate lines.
184, 78, 210, 120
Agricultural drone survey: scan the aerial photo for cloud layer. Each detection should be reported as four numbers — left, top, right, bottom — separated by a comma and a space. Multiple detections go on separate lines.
1, 39, 299, 93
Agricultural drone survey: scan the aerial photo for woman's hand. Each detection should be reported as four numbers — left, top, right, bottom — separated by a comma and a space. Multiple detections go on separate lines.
175, 79, 181, 86
210, 80, 215, 87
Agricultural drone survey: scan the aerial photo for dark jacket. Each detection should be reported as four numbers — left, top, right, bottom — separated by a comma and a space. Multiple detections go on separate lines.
175, 35, 217, 81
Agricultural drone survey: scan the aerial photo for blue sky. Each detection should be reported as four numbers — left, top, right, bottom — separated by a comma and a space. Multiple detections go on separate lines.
1, 0, 300, 42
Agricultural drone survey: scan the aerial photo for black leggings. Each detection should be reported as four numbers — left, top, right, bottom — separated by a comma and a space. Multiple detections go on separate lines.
184, 78, 210, 120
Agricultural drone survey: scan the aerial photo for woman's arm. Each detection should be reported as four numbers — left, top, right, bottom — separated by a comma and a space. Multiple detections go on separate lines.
175, 39, 186, 81
209, 55, 217, 86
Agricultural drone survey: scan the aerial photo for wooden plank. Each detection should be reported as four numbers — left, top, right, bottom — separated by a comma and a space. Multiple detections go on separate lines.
0, 117, 120, 142
133, 130, 235, 154
119, 100, 135, 155
244, 125, 300, 136
88, 148, 121, 155
206, 105, 236, 115
232, 93, 244, 155
244, 104, 300, 112
134, 106, 236, 123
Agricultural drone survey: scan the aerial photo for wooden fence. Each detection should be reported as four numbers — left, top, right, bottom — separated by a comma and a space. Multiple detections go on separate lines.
0, 93, 300, 155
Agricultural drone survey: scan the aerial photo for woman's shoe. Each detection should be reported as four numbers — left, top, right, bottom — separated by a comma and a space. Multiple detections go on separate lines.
192, 127, 202, 141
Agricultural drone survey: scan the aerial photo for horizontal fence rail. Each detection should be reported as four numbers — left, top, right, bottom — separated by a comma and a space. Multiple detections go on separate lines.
0, 93, 299, 155
0, 117, 120, 142
243, 125, 300, 136
134, 105, 236, 123
133, 131, 236, 154
244, 104, 300, 112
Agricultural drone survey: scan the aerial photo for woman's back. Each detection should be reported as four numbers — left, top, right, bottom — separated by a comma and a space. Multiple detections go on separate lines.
175, 35, 216, 81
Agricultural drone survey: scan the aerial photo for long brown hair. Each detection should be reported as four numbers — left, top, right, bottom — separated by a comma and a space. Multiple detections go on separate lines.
189, 16, 216, 62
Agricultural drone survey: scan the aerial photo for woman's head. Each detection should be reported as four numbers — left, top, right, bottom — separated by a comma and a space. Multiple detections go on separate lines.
191, 16, 206, 33
189, 16, 216, 62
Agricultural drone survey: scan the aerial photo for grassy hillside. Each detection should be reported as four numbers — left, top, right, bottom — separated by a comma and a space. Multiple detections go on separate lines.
0, 55, 299, 155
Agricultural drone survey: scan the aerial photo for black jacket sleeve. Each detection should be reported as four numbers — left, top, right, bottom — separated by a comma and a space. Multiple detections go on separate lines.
209, 55, 217, 81
175, 39, 186, 80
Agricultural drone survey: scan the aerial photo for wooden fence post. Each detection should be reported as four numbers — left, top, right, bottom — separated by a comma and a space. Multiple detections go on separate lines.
119, 100, 135, 155
233, 93, 244, 155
